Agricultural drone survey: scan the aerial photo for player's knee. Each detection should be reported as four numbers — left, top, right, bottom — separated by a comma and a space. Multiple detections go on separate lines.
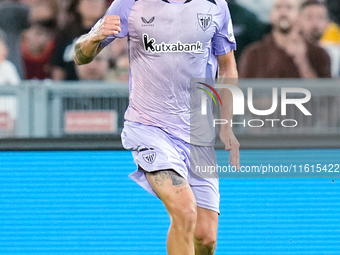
170, 201, 197, 233
194, 230, 217, 249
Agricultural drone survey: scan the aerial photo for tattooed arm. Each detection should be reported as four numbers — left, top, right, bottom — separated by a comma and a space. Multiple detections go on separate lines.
74, 15, 121, 65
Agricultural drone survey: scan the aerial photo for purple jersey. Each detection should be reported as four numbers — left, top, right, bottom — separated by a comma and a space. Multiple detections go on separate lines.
92, 0, 236, 145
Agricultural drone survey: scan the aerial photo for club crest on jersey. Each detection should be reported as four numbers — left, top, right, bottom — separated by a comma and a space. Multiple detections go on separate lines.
197, 13, 212, 31
142, 152, 156, 164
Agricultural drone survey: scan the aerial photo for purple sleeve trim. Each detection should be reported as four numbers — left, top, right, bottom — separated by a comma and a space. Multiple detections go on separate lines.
212, 37, 237, 55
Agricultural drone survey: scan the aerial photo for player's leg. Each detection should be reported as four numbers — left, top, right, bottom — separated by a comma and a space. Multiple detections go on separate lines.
188, 145, 219, 255
194, 207, 218, 255
146, 170, 197, 255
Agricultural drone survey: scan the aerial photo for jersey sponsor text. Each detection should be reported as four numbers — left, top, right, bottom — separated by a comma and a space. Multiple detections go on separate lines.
143, 34, 203, 53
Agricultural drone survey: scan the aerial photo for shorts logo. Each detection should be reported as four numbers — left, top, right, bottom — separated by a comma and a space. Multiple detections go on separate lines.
197, 13, 212, 31
143, 152, 156, 164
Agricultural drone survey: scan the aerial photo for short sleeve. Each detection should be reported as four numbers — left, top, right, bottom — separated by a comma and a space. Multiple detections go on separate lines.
89, 0, 135, 48
212, 2, 237, 56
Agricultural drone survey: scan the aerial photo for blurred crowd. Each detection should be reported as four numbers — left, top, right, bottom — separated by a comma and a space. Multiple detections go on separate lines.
0, 0, 128, 84
0, 0, 339, 85
237, 0, 340, 78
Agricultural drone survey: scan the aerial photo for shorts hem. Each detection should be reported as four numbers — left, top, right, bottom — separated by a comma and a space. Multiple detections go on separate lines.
196, 201, 220, 215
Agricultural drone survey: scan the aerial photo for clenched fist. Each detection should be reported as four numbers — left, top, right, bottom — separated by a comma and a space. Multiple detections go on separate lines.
92, 15, 122, 42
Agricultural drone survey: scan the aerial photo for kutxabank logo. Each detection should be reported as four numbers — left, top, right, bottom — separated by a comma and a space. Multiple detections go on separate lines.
143, 34, 203, 53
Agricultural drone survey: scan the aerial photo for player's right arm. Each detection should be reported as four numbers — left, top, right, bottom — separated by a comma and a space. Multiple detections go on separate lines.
74, 16, 121, 65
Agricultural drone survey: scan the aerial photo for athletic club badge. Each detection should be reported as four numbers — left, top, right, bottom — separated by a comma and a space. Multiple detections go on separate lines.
197, 13, 212, 31
143, 152, 156, 164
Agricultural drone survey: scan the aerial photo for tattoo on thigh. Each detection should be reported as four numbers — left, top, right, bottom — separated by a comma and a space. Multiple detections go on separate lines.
152, 170, 187, 187
175, 186, 189, 194
169, 171, 186, 186
153, 171, 169, 187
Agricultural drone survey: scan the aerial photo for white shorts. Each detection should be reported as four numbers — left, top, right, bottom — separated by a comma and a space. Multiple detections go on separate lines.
121, 120, 220, 213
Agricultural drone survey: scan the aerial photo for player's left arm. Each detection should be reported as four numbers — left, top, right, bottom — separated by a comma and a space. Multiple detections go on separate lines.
216, 50, 240, 170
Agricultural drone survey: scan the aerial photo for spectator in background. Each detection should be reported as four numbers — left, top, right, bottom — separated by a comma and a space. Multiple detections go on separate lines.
107, 37, 128, 68
21, 22, 56, 80
0, 29, 20, 85
239, 0, 331, 78
28, 0, 59, 24
21, 0, 59, 80
320, 0, 340, 48
75, 47, 110, 81
19, 0, 64, 27
105, 37, 129, 82
0, 0, 30, 77
0, 28, 20, 136
55, 0, 70, 30
321, 21, 340, 47
227, 0, 267, 61
235, 0, 274, 24
19, 0, 40, 5
299, 0, 340, 77
107, 54, 129, 82
51, 0, 107, 81
325, 0, 340, 26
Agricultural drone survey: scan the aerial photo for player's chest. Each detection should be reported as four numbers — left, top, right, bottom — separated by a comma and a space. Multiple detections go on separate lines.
128, 2, 218, 45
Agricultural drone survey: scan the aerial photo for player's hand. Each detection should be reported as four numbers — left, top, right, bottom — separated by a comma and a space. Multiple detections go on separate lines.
92, 15, 121, 42
285, 35, 308, 66
219, 128, 240, 170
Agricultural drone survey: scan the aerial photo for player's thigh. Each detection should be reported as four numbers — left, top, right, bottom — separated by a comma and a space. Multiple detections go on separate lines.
189, 144, 220, 213
146, 170, 197, 216
195, 207, 218, 241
